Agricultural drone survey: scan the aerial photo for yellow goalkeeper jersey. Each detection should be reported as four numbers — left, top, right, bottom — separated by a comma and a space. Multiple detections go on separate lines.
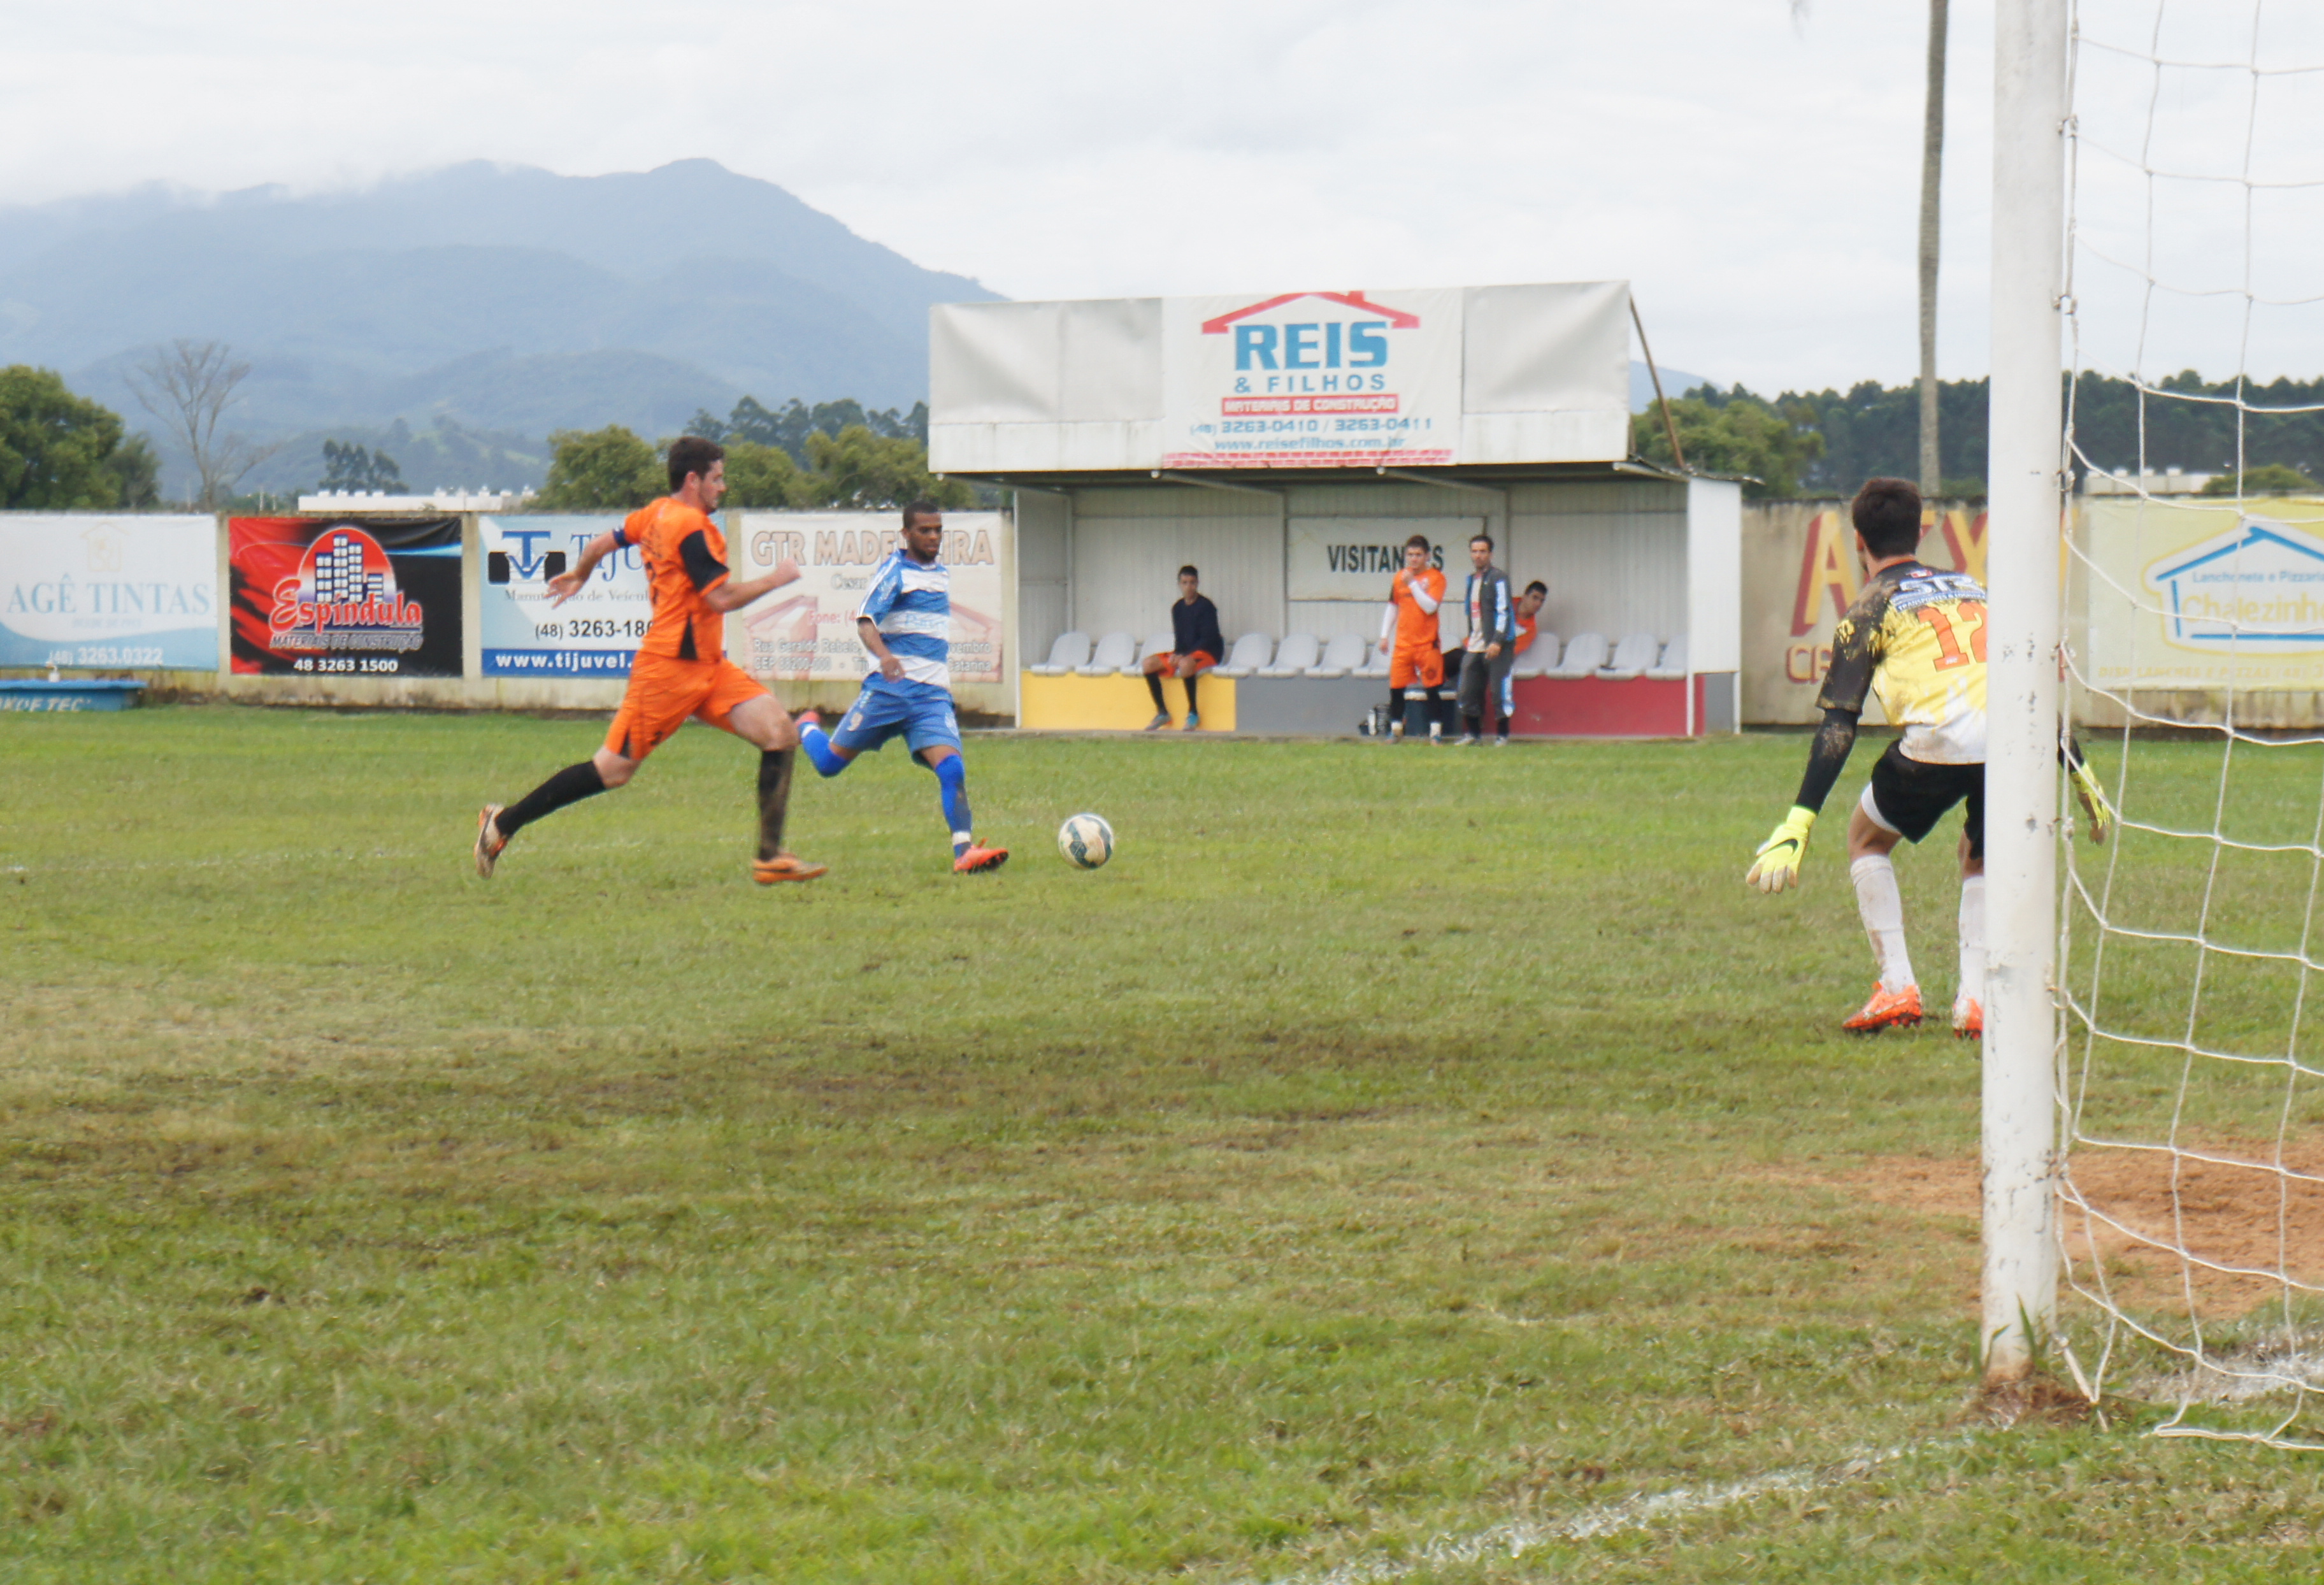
1818, 560, 1989, 764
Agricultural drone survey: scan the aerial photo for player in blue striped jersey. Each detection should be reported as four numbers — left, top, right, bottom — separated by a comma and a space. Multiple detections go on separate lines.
796, 501, 1009, 873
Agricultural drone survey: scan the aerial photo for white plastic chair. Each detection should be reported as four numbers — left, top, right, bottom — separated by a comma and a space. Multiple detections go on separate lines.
1075, 632, 1137, 677
1212, 633, 1275, 678
1646, 635, 1689, 680
1308, 633, 1371, 678
1598, 632, 1660, 682
1028, 631, 1091, 676
1130, 633, 1176, 675
1549, 632, 1607, 678
1511, 632, 1560, 680
1258, 633, 1321, 677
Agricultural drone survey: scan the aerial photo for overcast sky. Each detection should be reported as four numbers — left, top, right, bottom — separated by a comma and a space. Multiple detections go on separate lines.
7, 1, 2320, 394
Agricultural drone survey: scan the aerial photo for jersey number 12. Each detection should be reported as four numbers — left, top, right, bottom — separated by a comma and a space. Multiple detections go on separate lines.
1919, 601, 1988, 671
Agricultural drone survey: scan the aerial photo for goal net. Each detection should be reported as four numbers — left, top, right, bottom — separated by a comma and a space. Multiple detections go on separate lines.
2055, 0, 2324, 1444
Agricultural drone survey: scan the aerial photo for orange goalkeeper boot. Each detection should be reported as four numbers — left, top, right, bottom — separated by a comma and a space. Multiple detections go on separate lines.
1842, 982, 1923, 1034
1953, 998, 1984, 1039
752, 854, 829, 884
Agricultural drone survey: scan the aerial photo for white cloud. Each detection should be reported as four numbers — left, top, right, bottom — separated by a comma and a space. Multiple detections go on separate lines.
6, 1, 2322, 391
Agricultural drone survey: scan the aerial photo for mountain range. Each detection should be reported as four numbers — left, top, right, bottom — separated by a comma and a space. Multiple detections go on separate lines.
0, 157, 1696, 496
0, 159, 998, 492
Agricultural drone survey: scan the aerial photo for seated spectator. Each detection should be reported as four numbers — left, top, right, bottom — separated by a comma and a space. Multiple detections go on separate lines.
1514, 579, 1548, 659
1143, 565, 1225, 731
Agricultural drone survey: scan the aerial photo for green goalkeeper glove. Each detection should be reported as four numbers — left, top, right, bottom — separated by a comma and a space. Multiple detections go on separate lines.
2068, 757, 2115, 846
1746, 806, 1817, 893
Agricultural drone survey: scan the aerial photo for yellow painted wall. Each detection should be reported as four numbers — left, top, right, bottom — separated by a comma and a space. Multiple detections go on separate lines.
1019, 672, 1237, 731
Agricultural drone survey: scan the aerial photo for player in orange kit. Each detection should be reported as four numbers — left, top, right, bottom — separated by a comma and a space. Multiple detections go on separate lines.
473, 436, 826, 885
1375, 534, 1447, 742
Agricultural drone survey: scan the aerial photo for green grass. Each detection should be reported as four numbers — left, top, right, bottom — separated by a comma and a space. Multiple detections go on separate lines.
3, 706, 2323, 1581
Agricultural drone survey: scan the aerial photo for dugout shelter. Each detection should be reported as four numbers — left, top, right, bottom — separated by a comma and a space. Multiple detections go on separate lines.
929, 280, 1741, 736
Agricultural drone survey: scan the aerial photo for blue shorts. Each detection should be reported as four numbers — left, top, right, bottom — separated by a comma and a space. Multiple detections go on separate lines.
831, 680, 963, 758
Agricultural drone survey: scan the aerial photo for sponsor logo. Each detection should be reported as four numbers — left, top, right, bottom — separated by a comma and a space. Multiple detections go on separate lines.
1204, 290, 1420, 400
2146, 515, 2324, 654
269, 528, 426, 653
486, 528, 570, 585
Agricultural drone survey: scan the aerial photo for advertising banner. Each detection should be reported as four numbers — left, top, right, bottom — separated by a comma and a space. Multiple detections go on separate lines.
229, 516, 462, 677
731, 512, 1007, 685
1285, 517, 1482, 601
0, 515, 217, 669
1159, 289, 1463, 470
1740, 502, 1988, 725
2083, 496, 2324, 692
477, 514, 648, 678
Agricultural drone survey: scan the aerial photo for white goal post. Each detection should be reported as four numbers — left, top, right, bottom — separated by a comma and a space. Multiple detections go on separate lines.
1982, 0, 2070, 1387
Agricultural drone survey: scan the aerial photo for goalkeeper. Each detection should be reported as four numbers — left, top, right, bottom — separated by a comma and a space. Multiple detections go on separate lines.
1744, 477, 2113, 1036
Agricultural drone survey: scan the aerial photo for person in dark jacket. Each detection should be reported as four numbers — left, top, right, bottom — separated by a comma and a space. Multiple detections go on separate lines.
1142, 565, 1226, 731
1456, 534, 1518, 745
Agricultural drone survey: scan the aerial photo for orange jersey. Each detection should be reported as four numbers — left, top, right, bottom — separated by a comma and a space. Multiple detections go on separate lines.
617, 498, 731, 664
1389, 566, 1445, 647
1514, 615, 1537, 654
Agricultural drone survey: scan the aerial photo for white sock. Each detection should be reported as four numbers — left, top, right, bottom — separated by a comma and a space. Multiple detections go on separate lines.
1850, 854, 1916, 993
1958, 874, 1987, 1009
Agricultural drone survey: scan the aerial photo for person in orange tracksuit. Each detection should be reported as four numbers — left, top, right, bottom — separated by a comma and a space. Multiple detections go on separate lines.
473, 436, 827, 886
1375, 533, 1447, 742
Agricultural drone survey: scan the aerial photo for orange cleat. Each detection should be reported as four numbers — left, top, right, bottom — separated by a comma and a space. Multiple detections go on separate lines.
952, 844, 1009, 875
474, 805, 507, 879
752, 854, 829, 884
1953, 998, 1984, 1039
1842, 982, 1923, 1034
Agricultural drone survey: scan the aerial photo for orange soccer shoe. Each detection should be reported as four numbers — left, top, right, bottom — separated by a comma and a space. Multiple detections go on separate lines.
1953, 998, 1984, 1039
752, 854, 829, 884
474, 805, 507, 879
1842, 982, 1924, 1034
952, 844, 1009, 875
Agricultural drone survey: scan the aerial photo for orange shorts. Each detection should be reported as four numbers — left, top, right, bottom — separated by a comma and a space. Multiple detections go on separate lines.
605, 653, 768, 763
1150, 649, 1217, 674
1389, 642, 1444, 691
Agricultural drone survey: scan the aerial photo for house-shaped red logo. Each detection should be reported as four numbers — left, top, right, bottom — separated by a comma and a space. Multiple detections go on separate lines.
1200, 292, 1421, 334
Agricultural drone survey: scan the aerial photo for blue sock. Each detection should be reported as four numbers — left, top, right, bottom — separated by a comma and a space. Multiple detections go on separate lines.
800, 721, 847, 778
935, 754, 972, 856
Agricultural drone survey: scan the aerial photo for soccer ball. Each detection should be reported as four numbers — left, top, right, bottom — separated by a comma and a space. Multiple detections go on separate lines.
1057, 812, 1114, 870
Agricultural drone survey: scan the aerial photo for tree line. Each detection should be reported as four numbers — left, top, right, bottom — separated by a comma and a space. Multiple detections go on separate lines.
0, 355, 972, 514
18, 344, 2324, 515
533, 394, 968, 511
1633, 371, 2324, 499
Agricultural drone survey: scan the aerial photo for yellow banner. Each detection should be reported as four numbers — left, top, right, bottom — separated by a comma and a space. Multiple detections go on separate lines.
2082, 495, 2324, 694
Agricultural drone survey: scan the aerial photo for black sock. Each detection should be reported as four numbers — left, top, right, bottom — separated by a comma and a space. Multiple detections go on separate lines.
1496, 715, 1511, 740
1425, 685, 1445, 731
757, 747, 795, 861
498, 760, 607, 838
1182, 673, 1198, 717
1463, 713, 1480, 737
1145, 671, 1166, 711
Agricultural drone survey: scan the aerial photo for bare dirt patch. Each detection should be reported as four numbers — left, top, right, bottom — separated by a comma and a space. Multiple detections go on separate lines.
1787, 1135, 2324, 1317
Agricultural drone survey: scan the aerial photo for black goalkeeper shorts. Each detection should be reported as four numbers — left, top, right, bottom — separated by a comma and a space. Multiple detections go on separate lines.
1864, 740, 1984, 859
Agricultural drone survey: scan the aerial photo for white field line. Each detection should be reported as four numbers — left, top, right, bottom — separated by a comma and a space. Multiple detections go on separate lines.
1242, 1438, 1960, 1585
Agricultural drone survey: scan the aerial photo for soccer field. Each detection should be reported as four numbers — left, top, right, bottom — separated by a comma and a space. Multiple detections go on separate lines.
4, 706, 2321, 1582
